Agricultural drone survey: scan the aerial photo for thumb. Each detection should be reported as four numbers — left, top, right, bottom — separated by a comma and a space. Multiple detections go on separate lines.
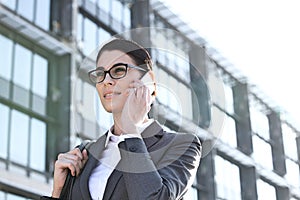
82, 149, 89, 163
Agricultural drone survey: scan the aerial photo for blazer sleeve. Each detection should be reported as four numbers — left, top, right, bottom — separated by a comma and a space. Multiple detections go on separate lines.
118, 133, 201, 200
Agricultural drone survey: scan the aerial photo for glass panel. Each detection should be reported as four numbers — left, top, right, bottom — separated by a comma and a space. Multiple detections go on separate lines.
215, 156, 241, 200
252, 135, 273, 170
13, 84, 30, 108
156, 68, 169, 106
7, 193, 27, 200
83, 18, 97, 55
17, 0, 34, 21
0, 104, 9, 159
30, 118, 46, 171
179, 83, 192, 120
2, 0, 17, 10
184, 186, 198, 200
123, 4, 130, 28
221, 115, 237, 147
0, 34, 13, 80
98, 27, 111, 46
77, 14, 83, 42
0, 191, 4, 200
257, 179, 276, 200
32, 54, 48, 97
250, 107, 269, 140
169, 76, 180, 113
285, 159, 300, 188
35, 0, 50, 30
111, 0, 122, 22
99, 0, 110, 14
282, 124, 298, 160
10, 110, 29, 166
14, 44, 32, 89
224, 84, 234, 114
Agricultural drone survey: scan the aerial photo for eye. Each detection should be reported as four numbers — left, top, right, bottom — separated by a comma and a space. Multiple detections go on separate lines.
111, 66, 126, 76
95, 70, 105, 77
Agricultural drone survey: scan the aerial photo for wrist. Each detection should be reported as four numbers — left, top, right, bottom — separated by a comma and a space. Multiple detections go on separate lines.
51, 189, 62, 198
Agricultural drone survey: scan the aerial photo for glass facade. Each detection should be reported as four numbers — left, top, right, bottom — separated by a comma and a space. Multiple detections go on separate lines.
0, 0, 299, 199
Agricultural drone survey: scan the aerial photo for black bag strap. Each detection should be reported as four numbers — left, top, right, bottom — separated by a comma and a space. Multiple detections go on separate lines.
59, 140, 92, 200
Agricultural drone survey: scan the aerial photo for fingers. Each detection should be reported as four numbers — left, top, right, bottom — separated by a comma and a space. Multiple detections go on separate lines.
56, 148, 88, 177
129, 80, 151, 102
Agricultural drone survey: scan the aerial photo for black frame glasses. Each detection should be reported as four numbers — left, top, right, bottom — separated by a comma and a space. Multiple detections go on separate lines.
88, 63, 148, 84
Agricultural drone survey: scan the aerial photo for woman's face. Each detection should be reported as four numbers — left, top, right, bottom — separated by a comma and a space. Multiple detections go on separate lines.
96, 50, 142, 114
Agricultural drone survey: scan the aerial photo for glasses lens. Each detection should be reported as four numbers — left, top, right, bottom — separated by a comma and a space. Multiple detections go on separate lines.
110, 64, 127, 79
90, 69, 105, 83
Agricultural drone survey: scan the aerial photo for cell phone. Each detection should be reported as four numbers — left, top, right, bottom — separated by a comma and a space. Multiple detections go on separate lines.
141, 72, 155, 95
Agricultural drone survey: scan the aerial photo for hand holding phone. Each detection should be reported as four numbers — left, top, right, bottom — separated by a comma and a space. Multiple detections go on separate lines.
140, 72, 155, 95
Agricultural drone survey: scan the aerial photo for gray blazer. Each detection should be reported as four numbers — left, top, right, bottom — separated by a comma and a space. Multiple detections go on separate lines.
42, 121, 201, 200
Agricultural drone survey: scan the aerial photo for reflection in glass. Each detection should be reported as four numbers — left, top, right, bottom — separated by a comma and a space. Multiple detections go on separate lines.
32, 54, 48, 97
35, 0, 50, 30
250, 107, 269, 140
83, 18, 97, 55
17, 0, 34, 21
257, 179, 276, 200
215, 156, 241, 200
0, 104, 9, 159
111, 0, 122, 22
252, 135, 273, 170
30, 118, 46, 171
14, 44, 32, 89
0, 34, 13, 80
285, 159, 300, 188
10, 110, 29, 166
282, 123, 298, 160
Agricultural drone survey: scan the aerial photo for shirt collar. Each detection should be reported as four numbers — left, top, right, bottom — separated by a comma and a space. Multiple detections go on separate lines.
106, 119, 155, 147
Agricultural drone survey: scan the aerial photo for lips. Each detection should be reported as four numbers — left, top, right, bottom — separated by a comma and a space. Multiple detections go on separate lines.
103, 91, 121, 98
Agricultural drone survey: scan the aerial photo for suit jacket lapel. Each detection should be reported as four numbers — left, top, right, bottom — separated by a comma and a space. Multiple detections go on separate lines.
103, 121, 164, 199
142, 121, 164, 150
102, 169, 123, 200
79, 133, 107, 199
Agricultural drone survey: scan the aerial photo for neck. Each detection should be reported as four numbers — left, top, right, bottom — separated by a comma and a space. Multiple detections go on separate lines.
112, 113, 149, 135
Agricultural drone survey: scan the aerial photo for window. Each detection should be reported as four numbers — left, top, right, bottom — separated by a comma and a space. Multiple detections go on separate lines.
10, 110, 29, 166
32, 54, 48, 97
282, 123, 298, 160
250, 106, 269, 140
2, 0, 16, 10
35, 0, 50, 30
14, 44, 32, 89
0, 34, 13, 80
0, 104, 9, 159
30, 118, 46, 171
224, 84, 234, 114
83, 18, 97, 55
215, 156, 241, 200
98, 27, 111, 46
17, 0, 34, 21
2, 0, 50, 30
220, 115, 237, 147
252, 135, 273, 170
257, 179, 276, 200
285, 159, 300, 188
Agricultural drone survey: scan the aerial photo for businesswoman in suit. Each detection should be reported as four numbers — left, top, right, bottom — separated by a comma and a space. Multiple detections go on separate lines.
42, 38, 201, 200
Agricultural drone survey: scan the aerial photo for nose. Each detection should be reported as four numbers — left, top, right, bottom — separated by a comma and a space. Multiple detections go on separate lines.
102, 73, 115, 86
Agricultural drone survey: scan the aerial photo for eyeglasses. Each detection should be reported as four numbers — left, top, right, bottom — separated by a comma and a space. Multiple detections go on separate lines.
88, 63, 148, 84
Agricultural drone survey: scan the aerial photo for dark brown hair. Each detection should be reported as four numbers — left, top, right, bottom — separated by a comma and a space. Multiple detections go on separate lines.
96, 38, 153, 71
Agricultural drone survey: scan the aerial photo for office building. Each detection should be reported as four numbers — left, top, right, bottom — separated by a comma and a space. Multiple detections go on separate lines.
0, 0, 299, 199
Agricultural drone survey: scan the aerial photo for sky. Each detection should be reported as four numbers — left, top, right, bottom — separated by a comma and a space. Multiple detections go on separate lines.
161, 0, 300, 128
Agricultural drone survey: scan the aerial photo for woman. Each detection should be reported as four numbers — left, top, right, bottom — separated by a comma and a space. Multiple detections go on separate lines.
42, 38, 201, 200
